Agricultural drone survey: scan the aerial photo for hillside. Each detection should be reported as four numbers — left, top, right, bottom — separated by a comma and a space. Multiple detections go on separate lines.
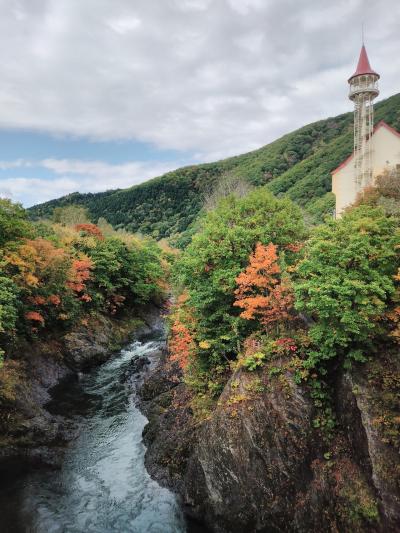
29, 93, 400, 238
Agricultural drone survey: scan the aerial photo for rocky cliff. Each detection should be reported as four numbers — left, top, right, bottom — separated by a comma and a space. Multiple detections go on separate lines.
0, 307, 161, 465
140, 351, 400, 532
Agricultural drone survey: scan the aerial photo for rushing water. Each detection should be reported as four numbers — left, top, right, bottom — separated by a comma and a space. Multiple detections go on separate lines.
0, 335, 187, 533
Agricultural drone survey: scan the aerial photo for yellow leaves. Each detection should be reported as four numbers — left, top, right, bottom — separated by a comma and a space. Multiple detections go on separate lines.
25, 273, 39, 287
5, 238, 67, 289
177, 291, 190, 305
0, 360, 22, 403
227, 393, 248, 406
199, 340, 211, 349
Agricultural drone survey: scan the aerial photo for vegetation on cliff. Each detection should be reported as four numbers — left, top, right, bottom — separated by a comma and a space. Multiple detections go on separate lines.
0, 201, 166, 394
172, 189, 306, 375
169, 171, 400, 419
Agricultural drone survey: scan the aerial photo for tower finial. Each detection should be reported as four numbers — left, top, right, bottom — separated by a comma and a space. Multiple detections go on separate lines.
362, 21, 365, 45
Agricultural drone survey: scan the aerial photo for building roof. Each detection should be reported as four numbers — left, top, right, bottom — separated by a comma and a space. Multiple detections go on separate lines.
348, 44, 380, 82
331, 121, 400, 175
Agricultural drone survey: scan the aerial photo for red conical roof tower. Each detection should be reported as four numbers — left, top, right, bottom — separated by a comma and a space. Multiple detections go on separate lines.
348, 44, 380, 81
347, 43, 380, 197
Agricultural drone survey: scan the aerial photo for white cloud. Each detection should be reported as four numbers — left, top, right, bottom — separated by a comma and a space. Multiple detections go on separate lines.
108, 16, 141, 35
227, 0, 267, 15
0, 0, 398, 163
0, 159, 31, 170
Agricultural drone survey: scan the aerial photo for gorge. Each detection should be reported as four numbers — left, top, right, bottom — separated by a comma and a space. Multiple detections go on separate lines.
1, 108, 400, 533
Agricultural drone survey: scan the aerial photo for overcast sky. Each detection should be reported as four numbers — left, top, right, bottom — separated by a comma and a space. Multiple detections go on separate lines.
0, 0, 399, 207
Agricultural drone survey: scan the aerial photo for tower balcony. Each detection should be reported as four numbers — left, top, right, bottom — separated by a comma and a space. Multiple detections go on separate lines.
349, 74, 379, 100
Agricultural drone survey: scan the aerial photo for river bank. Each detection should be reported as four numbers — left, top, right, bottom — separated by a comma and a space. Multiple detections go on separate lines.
0, 322, 188, 533
0, 305, 163, 466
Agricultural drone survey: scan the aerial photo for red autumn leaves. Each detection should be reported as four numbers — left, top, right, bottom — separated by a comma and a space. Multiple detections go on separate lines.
74, 223, 104, 240
67, 259, 93, 299
24, 257, 94, 327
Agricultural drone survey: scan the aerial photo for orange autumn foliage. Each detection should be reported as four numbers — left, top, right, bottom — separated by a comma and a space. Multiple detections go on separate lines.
169, 318, 194, 370
25, 311, 45, 324
74, 223, 104, 240
284, 242, 304, 254
6, 238, 66, 288
234, 242, 294, 328
48, 294, 61, 306
67, 258, 93, 294
29, 295, 46, 305
169, 292, 195, 370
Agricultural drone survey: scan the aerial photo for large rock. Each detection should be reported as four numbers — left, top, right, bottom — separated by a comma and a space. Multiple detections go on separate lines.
336, 353, 400, 530
184, 367, 316, 532
143, 354, 400, 532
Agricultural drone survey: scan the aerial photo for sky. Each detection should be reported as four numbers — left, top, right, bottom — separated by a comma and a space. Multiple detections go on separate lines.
0, 0, 399, 207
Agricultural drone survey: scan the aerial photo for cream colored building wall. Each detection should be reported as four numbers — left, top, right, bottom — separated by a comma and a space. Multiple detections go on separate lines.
332, 126, 400, 217
332, 160, 356, 216
371, 126, 400, 177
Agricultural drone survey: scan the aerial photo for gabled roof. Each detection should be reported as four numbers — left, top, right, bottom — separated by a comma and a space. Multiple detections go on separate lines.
348, 45, 380, 82
331, 121, 400, 175
331, 153, 353, 175
374, 120, 400, 139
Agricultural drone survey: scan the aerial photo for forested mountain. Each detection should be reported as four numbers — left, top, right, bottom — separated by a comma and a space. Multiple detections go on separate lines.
29, 93, 400, 239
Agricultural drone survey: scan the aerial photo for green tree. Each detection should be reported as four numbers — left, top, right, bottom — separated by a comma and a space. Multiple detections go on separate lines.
84, 237, 164, 308
0, 274, 19, 364
0, 199, 31, 247
175, 188, 307, 367
294, 205, 400, 369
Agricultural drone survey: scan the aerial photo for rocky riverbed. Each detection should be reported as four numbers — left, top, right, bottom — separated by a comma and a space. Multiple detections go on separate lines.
0, 306, 190, 533
0, 305, 163, 465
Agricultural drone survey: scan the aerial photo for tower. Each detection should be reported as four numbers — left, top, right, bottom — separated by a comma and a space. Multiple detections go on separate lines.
348, 44, 380, 190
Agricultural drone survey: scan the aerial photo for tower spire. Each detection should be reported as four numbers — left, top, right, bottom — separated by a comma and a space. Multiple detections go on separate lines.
349, 44, 379, 81
348, 44, 380, 190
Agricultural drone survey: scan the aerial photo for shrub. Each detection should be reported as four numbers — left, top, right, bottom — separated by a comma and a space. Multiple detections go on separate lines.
295, 205, 400, 369
175, 189, 307, 368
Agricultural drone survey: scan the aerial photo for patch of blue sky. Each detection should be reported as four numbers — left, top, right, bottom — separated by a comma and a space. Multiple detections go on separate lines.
0, 165, 55, 180
0, 129, 190, 164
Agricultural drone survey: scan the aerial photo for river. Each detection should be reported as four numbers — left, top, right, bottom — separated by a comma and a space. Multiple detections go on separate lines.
0, 333, 189, 533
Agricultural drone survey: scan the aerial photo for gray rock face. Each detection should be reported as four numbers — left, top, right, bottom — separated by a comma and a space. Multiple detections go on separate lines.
64, 316, 115, 369
142, 354, 400, 532
336, 358, 400, 529
184, 368, 317, 532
